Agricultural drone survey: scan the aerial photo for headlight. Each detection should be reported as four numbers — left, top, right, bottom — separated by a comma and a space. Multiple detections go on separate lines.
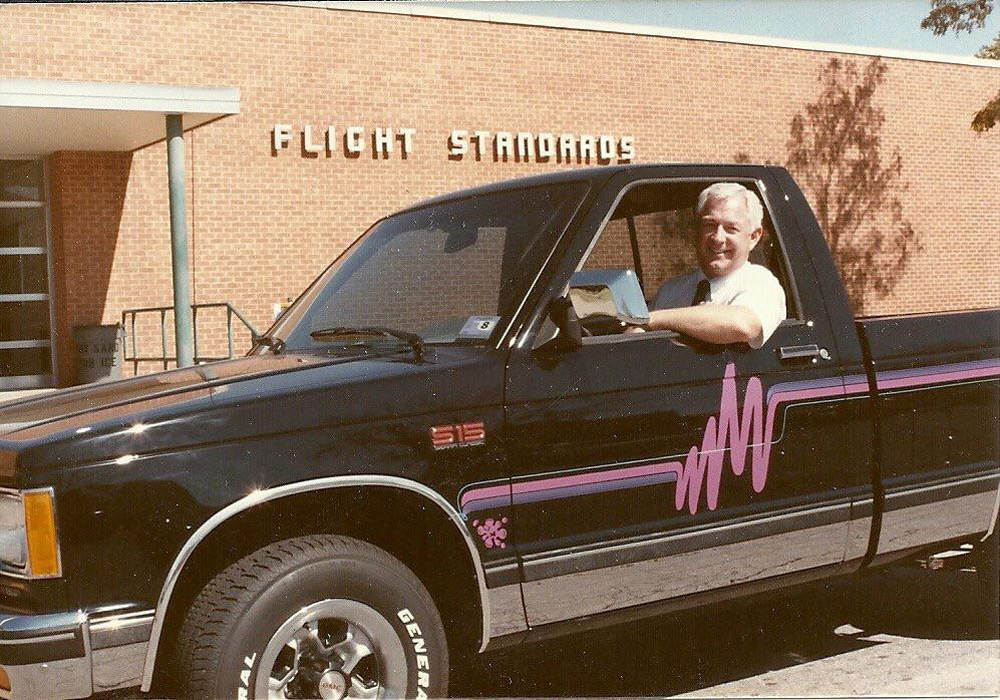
0, 494, 26, 567
0, 488, 60, 579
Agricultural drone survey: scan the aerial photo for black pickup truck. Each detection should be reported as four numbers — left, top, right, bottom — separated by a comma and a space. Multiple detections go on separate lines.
0, 164, 996, 699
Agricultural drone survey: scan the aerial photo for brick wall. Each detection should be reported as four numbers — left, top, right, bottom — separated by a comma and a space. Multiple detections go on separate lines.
48, 151, 133, 383
1, 4, 997, 383
585, 209, 701, 293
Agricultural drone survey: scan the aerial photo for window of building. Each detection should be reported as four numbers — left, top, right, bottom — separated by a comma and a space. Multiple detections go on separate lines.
0, 158, 54, 388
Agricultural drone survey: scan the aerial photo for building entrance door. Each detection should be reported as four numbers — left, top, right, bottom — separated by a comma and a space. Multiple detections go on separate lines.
0, 158, 55, 389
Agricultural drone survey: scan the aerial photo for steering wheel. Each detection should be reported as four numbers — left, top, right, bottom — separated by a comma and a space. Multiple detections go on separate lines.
579, 315, 626, 336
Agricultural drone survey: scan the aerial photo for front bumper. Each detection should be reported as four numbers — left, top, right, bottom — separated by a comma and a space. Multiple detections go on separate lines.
0, 607, 153, 699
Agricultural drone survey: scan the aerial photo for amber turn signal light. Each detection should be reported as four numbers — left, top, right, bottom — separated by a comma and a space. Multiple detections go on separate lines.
0, 665, 10, 692
23, 490, 60, 578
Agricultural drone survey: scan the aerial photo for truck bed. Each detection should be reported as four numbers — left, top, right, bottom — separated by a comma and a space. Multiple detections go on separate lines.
856, 308, 1000, 562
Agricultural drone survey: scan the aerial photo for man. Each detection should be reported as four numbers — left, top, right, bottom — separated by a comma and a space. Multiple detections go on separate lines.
632, 182, 786, 349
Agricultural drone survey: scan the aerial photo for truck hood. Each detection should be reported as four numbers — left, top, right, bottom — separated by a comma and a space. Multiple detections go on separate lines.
0, 353, 331, 436
0, 347, 501, 481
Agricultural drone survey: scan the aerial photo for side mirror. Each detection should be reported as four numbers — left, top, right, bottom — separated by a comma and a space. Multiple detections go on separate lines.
568, 269, 650, 327
536, 269, 650, 353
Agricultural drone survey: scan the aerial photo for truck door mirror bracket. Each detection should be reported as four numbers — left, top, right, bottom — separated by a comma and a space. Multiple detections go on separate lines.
542, 295, 583, 351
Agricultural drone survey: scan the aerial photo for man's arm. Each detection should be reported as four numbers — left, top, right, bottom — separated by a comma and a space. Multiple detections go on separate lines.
643, 305, 762, 345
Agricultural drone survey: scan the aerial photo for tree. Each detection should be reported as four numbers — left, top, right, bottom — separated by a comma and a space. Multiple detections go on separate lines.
921, 0, 999, 132
973, 32, 1000, 130
785, 58, 920, 314
977, 31, 1000, 58
920, 0, 993, 34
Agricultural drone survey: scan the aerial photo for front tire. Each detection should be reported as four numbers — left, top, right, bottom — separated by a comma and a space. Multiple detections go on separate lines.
177, 535, 449, 698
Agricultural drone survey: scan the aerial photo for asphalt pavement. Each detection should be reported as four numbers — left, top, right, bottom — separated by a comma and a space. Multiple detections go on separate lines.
451, 563, 999, 697
90, 558, 1000, 699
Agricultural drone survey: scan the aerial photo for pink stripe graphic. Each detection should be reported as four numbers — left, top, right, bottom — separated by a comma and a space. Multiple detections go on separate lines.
510, 461, 677, 496
843, 382, 870, 394
460, 461, 682, 511
459, 358, 998, 516
459, 483, 509, 510
461, 364, 846, 515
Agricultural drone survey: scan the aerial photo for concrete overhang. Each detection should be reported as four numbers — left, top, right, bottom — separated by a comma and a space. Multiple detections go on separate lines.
0, 79, 240, 155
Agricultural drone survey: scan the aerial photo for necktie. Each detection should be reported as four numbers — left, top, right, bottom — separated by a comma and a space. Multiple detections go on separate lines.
691, 279, 711, 306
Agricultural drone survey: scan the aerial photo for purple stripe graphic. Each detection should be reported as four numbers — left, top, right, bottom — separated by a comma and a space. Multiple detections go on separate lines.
766, 373, 872, 402
511, 460, 677, 496
877, 358, 999, 383
877, 364, 1000, 391
461, 460, 683, 513
462, 495, 510, 513
875, 358, 1000, 389
460, 483, 508, 503
461, 378, 850, 516
512, 470, 678, 506
771, 386, 842, 401
767, 376, 843, 403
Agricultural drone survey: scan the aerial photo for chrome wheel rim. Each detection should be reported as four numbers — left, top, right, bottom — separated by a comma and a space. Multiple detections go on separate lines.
254, 599, 408, 699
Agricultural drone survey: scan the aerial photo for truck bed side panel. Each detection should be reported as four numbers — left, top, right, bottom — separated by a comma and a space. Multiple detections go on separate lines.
858, 310, 1000, 558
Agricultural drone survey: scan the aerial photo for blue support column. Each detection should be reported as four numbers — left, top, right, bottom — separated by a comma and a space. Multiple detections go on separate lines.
166, 113, 194, 368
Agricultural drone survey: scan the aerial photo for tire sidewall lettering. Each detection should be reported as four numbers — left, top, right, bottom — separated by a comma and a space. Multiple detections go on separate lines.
223, 599, 437, 698
180, 537, 448, 699
236, 652, 256, 700
398, 607, 433, 696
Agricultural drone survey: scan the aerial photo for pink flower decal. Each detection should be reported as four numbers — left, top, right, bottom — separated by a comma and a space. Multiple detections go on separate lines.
472, 516, 508, 549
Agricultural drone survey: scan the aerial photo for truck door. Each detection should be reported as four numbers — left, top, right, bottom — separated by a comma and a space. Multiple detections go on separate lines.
501, 167, 856, 629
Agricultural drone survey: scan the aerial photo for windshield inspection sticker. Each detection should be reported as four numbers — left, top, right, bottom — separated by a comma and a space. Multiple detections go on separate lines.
458, 316, 500, 339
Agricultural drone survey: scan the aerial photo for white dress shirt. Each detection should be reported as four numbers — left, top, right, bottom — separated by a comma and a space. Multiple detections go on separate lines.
652, 263, 787, 349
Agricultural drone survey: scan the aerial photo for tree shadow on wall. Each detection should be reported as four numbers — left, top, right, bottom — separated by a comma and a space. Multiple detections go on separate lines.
737, 58, 921, 315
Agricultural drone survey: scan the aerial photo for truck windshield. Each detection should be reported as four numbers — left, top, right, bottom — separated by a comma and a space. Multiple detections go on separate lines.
272, 182, 588, 351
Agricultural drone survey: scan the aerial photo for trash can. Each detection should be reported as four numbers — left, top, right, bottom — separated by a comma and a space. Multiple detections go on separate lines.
73, 324, 125, 384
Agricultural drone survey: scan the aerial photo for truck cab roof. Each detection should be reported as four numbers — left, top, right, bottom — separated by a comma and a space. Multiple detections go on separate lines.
396, 163, 789, 216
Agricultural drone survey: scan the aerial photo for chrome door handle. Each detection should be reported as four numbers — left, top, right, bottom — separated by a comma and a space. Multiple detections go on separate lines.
778, 344, 822, 361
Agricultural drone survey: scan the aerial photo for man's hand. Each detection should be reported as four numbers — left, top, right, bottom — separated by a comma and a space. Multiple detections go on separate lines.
624, 325, 646, 334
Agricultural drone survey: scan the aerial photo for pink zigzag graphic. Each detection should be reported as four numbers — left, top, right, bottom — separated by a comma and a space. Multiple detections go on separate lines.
663, 362, 774, 514
458, 362, 858, 516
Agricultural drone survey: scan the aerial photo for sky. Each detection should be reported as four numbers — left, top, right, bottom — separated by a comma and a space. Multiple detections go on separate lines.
422, 0, 999, 58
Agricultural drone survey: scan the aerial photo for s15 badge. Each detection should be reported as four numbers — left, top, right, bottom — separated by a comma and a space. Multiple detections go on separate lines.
430, 422, 486, 450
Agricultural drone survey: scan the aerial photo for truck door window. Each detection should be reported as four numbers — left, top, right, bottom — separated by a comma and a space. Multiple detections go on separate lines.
584, 207, 699, 303
579, 180, 799, 330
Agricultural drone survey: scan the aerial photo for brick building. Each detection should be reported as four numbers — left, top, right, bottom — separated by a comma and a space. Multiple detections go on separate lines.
1, 2, 998, 389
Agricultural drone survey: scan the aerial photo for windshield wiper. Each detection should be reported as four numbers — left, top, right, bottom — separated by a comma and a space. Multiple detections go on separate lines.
309, 326, 425, 361
255, 334, 286, 354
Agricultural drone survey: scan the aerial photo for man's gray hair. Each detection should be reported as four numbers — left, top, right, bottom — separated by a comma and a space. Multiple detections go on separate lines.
696, 182, 764, 232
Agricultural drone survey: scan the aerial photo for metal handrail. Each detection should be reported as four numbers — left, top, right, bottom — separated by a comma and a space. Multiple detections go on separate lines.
121, 302, 260, 375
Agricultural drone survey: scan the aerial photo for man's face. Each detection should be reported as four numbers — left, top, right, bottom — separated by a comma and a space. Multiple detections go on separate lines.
695, 195, 762, 279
